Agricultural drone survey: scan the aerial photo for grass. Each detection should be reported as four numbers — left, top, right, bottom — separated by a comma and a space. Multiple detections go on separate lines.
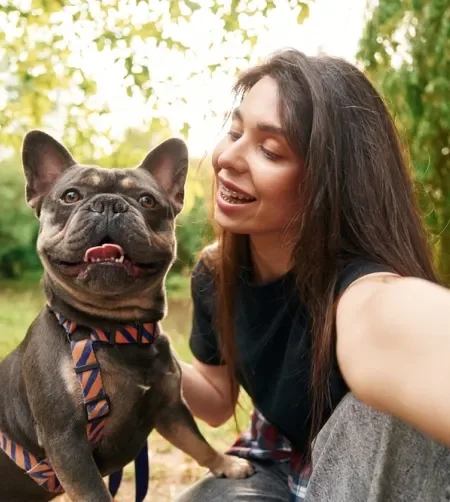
0, 277, 252, 501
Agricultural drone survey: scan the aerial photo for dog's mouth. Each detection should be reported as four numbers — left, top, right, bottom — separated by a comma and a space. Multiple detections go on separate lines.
51, 243, 165, 278
83, 243, 126, 264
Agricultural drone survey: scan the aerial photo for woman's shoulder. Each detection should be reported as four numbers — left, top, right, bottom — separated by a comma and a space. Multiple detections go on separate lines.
191, 243, 218, 300
197, 241, 219, 270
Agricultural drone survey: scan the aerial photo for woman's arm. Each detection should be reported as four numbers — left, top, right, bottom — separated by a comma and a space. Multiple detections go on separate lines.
180, 357, 238, 427
336, 273, 450, 446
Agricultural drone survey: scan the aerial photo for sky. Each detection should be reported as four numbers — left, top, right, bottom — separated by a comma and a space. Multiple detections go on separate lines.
78, 0, 371, 157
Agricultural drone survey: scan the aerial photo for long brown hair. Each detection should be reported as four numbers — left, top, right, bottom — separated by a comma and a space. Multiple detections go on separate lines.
204, 49, 438, 450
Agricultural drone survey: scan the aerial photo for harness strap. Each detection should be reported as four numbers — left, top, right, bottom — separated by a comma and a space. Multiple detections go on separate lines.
0, 310, 158, 497
0, 433, 63, 492
71, 337, 110, 444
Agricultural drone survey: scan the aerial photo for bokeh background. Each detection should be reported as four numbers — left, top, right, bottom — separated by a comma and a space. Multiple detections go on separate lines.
0, 0, 449, 500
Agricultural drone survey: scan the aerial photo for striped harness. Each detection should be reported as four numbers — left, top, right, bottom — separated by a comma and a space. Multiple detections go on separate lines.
0, 309, 158, 494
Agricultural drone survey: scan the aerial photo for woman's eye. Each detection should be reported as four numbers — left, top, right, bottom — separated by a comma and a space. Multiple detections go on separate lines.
139, 194, 157, 209
61, 189, 82, 204
260, 146, 281, 161
227, 130, 241, 141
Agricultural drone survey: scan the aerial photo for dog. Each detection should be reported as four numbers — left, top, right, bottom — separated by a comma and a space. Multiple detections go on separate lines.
0, 131, 253, 502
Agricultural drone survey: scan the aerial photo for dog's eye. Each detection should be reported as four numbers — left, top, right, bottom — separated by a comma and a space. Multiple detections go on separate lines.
62, 189, 82, 204
139, 194, 156, 209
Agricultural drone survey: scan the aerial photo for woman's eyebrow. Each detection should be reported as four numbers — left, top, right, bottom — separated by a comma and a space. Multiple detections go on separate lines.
232, 108, 286, 137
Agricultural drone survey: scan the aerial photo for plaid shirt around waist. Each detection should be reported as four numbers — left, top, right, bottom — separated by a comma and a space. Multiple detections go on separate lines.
227, 408, 311, 501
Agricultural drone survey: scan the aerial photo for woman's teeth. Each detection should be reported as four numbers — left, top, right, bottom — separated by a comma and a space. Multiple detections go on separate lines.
219, 182, 255, 204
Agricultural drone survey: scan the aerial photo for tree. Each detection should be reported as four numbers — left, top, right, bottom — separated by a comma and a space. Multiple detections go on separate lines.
358, 0, 450, 282
0, 0, 311, 154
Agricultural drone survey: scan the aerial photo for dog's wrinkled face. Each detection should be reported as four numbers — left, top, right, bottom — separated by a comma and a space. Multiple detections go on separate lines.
22, 130, 188, 317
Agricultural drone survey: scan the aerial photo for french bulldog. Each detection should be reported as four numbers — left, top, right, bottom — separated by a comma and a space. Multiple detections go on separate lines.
0, 131, 253, 502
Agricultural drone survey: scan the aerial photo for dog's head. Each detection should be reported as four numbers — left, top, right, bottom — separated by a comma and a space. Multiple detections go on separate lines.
22, 130, 188, 321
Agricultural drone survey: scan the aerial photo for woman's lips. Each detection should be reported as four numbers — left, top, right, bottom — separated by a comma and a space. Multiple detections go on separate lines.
217, 179, 256, 202
216, 183, 257, 214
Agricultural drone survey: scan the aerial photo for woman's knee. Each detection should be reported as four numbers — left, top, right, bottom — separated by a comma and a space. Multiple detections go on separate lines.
176, 475, 228, 502
306, 393, 450, 502
176, 462, 290, 502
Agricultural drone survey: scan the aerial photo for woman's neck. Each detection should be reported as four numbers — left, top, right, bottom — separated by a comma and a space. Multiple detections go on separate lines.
249, 233, 293, 284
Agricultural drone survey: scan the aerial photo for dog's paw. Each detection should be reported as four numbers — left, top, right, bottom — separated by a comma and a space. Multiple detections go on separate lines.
209, 454, 254, 479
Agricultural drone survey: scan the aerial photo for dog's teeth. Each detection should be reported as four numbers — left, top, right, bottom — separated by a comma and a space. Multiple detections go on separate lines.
87, 255, 124, 263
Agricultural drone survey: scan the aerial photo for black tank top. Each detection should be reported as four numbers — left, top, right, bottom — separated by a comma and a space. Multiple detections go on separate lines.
189, 259, 386, 452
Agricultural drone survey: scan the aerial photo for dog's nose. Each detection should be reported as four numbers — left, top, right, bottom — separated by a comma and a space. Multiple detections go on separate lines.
89, 195, 128, 214
90, 198, 105, 213
112, 200, 127, 213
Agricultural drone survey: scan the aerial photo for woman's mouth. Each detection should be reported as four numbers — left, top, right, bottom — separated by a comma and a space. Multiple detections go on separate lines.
218, 181, 256, 205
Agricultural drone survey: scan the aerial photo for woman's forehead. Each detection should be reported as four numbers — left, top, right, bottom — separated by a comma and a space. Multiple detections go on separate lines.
238, 76, 281, 126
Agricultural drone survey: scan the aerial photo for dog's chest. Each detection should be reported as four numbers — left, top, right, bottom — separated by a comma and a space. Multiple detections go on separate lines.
60, 342, 167, 436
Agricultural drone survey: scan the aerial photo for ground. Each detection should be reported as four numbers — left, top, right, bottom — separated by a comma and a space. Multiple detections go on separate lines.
0, 277, 251, 502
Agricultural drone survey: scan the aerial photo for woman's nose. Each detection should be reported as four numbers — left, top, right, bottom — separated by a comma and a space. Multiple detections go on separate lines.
216, 140, 248, 174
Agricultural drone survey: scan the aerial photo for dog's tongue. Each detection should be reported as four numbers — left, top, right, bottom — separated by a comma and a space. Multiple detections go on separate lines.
84, 244, 124, 262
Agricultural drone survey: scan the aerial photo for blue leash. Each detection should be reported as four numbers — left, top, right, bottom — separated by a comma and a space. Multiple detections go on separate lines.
109, 441, 149, 502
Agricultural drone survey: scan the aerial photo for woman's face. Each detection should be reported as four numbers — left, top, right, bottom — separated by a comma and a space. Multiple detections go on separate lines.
212, 76, 302, 238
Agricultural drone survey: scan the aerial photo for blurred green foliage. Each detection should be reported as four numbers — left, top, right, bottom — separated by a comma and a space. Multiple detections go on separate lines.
0, 154, 40, 277
358, 0, 450, 281
0, 0, 311, 152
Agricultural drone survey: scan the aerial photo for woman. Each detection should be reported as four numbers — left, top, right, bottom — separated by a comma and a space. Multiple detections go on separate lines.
177, 49, 450, 501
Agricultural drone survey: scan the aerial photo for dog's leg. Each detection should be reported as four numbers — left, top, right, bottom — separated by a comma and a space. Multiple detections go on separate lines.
24, 348, 113, 502
40, 427, 113, 502
155, 399, 254, 478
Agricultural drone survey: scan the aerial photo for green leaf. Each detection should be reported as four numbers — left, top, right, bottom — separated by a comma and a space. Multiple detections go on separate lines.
169, 0, 181, 19
185, 0, 201, 12
208, 63, 221, 72
181, 122, 189, 138
297, 3, 310, 24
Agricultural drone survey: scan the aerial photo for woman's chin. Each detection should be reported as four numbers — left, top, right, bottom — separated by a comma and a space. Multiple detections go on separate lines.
214, 205, 252, 234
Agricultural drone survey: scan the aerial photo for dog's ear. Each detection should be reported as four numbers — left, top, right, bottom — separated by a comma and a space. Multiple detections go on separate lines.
22, 130, 76, 209
138, 138, 188, 215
